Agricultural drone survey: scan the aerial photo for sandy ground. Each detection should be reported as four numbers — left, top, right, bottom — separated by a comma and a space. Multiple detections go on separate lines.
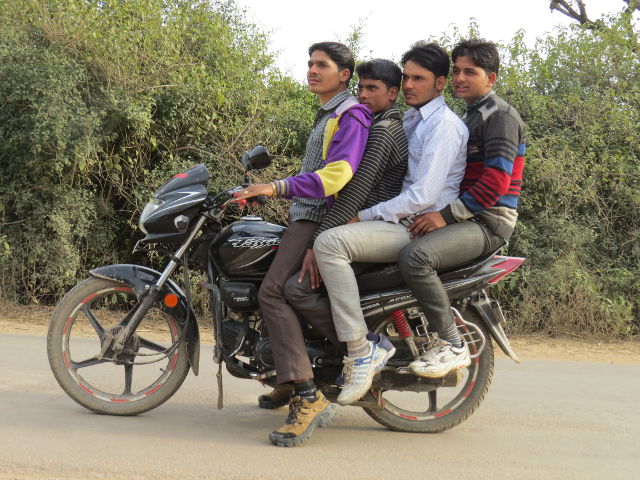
1, 299, 639, 365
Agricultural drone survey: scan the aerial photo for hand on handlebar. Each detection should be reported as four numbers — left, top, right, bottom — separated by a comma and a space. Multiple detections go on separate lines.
232, 183, 273, 206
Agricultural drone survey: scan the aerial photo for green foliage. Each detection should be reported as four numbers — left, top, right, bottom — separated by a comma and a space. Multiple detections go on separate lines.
495, 15, 640, 338
0, 0, 316, 302
0, 1, 638, 338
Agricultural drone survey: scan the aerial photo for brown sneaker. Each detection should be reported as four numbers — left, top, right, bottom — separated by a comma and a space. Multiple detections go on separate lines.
269, 391, 336, 447
258, 383, 293, 409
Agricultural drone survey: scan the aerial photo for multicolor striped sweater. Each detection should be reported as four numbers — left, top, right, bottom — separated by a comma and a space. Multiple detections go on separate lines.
440, 92, 526, 239
274, 97, 372, 210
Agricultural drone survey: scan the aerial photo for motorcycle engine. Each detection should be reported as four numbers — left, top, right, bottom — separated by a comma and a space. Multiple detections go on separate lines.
221, 320, 245, 353
254, 337, 275, 369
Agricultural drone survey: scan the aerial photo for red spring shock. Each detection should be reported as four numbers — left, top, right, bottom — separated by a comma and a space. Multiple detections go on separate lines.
390, 310, 412, 339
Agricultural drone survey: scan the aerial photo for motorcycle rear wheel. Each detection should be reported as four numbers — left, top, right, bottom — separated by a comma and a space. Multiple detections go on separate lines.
363, 309, 494, 433
47, 277, 191, 415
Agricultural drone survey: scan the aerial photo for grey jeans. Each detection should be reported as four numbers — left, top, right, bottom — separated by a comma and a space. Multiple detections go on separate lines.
313, 220, 503, 342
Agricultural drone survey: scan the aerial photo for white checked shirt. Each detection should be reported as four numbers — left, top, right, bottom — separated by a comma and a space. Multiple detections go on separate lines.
358, 96, 468, 223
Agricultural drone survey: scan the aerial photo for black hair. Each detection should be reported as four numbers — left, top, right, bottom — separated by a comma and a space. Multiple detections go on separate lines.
451, 38, 500, 75
400, 41, 450, 78
356, 58, 402, 89
308, 42, 355, 85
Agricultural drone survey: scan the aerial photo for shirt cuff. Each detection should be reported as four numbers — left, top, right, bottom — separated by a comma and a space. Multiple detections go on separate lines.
273, 179, 288, 197
358, 208, 374, 222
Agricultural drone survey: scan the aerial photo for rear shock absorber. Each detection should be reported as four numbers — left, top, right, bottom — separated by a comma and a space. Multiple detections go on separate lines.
390, 310, 420, 358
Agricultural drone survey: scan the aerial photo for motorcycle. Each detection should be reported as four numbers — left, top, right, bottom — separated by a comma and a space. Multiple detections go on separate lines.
47, 146, 523, 433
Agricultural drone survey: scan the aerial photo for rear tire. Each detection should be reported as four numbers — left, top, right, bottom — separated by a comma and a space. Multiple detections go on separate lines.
363, 309, 494, 433
47, 277, 190, 415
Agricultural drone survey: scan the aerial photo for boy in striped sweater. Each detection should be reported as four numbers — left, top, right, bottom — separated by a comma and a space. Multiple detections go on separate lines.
403, 38, 526, 378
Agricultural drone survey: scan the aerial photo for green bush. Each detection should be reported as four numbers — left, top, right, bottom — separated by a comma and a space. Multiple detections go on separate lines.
0, 2, 637, 339
495, 15, 640, 337
0, 0, 316, 302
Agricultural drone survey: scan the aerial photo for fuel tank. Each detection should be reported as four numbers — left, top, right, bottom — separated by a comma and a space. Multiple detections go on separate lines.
209, 216, 285, 278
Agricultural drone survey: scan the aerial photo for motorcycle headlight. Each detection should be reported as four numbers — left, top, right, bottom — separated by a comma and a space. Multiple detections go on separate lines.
139, 200, 163, 235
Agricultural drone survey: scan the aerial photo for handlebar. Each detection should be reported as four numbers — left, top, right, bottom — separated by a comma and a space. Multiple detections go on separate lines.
250, 195, 269, 205
204, 188, 269, 218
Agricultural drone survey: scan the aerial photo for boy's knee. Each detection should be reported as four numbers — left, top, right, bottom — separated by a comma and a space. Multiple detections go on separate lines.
313, 230, 332, 256
283, 274, 313, 304
258, 278, 282, 305
399, 242, 435, 274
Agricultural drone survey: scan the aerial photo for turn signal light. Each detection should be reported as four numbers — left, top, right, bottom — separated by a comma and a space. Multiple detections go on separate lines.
164, 293, 179, 308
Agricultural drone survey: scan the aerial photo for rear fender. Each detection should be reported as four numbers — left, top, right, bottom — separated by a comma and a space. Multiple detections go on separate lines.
90, 264, 200, 375
469, 295, 520, 363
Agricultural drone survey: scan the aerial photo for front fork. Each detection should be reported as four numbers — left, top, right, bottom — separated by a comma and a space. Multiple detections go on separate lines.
108, 215, 207, 356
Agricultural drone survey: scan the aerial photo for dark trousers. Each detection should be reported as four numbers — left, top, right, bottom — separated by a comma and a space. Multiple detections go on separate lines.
258, 219, 319, 384
398, 220, 505, 333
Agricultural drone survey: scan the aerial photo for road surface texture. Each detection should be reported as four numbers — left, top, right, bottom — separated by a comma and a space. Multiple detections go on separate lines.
1, 332, 639, 480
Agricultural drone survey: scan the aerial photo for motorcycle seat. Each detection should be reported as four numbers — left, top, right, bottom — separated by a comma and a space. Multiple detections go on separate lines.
355, 248, 504, 294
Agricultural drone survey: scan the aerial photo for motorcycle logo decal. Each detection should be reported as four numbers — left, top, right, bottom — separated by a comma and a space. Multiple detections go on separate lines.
230, 237, 281, 249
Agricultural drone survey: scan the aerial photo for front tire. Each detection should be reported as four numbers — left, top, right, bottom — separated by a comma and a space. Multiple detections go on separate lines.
363, 309, 494, 433
47, 277, 191, 415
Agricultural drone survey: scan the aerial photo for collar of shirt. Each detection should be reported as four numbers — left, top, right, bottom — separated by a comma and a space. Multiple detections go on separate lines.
416, 95, 446, 120
320, 89, 352, 112
465, 91, 495, 111
403, 96, 446, 137
373, 106, 401, 123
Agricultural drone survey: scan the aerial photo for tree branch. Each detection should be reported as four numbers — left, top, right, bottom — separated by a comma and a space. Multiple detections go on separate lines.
623, 0, 640, 14
550, 0, 593, 24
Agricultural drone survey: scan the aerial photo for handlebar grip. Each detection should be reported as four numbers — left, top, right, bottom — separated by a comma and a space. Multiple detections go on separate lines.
251, 195, 268, 205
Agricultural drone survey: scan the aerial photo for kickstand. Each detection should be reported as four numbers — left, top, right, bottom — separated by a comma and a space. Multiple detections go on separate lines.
216, 362, 224, 409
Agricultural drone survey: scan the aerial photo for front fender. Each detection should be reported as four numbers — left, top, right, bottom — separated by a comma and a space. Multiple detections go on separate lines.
90, 264, 200, 375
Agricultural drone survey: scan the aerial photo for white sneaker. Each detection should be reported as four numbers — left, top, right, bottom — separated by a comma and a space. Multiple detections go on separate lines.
337, 341, 393, 405
409, 338, 471, 378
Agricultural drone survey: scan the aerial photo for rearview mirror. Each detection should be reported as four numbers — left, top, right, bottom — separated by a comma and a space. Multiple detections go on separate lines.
241, 146, 271, 172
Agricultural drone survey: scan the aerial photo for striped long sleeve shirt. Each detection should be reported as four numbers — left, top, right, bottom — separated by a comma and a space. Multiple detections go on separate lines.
440, 92, 526, 240
309, 106, 408, 245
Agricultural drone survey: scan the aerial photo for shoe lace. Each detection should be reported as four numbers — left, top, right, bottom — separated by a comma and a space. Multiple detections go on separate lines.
342, 358, 355, 384
421, 338, 450, 360
285, 397, 304, 425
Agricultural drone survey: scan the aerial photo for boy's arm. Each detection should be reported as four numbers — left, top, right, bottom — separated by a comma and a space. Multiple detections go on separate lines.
274, 105, 372, 199
310, 122, 400, 243
441, 111, 524, 223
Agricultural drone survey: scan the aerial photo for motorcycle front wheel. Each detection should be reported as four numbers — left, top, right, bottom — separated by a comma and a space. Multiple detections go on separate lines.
363, 309, 494, 433
47, 277, 191, 415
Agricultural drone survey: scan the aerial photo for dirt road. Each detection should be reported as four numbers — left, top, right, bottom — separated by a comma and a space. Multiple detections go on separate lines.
1, 301, 639, 479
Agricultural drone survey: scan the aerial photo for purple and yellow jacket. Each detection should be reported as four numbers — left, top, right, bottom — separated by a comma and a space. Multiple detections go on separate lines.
273, 97, 372, 209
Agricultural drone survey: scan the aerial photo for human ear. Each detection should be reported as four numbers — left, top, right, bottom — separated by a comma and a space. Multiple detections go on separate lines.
487, 72, 497, 88
389, 86, 399, 102
339, 68, 351, 84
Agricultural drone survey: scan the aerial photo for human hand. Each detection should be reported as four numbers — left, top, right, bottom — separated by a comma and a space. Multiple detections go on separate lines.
408, 212, 446, 237
298, 249, 322, 289
346, 215, 360, 224
232, 184, 273, 204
